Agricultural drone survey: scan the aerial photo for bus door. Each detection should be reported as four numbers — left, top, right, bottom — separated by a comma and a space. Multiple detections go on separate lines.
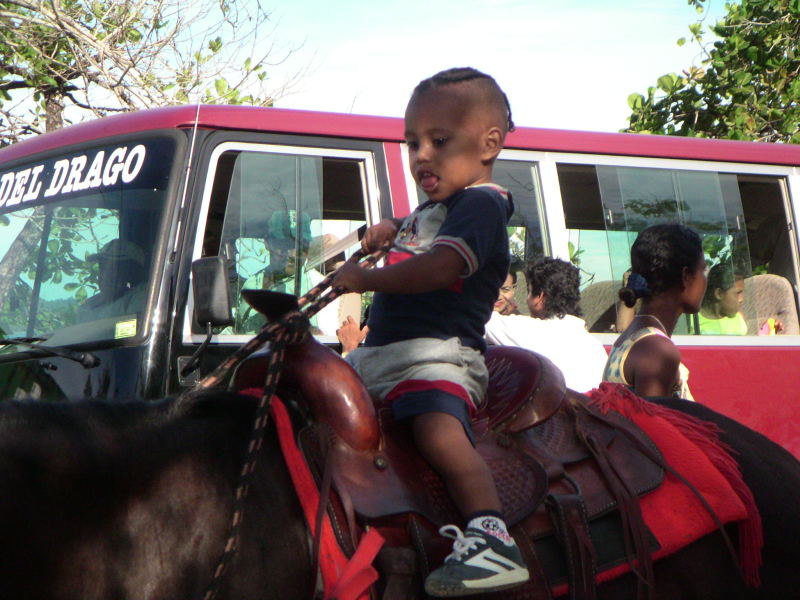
173, 134, 390, 391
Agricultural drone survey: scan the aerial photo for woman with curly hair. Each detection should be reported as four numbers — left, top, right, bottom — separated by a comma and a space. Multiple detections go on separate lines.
485, 257, 608, 392
603, 223, 708, 399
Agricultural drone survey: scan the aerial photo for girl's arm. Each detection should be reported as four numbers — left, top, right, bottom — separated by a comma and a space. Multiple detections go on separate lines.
625, 335, 682, 397
333, 245, 465, 294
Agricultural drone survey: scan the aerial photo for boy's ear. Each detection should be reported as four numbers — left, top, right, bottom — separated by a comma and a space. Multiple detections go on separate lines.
481, 126, 504, 162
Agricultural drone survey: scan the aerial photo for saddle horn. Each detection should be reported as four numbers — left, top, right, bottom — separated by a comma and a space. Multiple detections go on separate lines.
241, 289, 300, 322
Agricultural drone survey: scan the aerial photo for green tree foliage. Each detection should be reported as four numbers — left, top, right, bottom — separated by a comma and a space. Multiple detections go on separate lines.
0, 0, 303, 144
0, 1, 305, 321
626, 0, 800, 143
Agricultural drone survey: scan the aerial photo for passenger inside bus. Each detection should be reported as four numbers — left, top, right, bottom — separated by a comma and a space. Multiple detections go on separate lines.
748, 213, 796, 286
260, 210, 313, 294
485, 257, 607, 393
76, 239, 147, 323
699, 264, 750, 335
225, 211, 313, 332
231, 215, 351, 336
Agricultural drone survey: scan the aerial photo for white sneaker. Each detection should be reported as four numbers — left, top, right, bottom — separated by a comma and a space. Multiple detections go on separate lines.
424, 525, 530, 597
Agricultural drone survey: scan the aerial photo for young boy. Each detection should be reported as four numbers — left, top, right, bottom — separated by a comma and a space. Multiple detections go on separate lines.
333, 67, 529, 596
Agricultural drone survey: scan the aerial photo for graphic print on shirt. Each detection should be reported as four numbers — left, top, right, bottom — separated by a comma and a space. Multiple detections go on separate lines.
395, 202, 448, 252
388, 202, 463, 291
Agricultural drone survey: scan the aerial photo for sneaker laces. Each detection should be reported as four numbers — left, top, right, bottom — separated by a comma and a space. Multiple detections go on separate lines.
439, 524, 486, 562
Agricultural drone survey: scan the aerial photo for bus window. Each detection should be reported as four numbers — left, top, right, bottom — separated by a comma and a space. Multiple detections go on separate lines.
493, 158, 547, 314
198, 147, 369, 339
737, 175, 799, 334
404, 157, 547, 316
558, 163, 799, 335
0, 138, 174, 347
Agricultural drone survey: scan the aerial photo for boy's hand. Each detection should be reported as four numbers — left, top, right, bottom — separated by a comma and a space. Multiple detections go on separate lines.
333, 261, 369, 293
362, 219, 400, 253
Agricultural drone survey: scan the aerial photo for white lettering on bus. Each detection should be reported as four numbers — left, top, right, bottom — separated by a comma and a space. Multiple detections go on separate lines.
60, 155, 88, 194
22, 165, 44, 201
0, 171, 15, 207
121, 145, 146, 183
43, 159, 70, 197
1, 145, 148, 205
79, 151, 105, 191
102, 147, 127, 186
8, 168, 31, 207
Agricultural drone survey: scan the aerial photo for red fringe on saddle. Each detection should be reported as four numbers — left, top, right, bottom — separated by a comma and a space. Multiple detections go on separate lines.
586, 383, 763, 587
242, 389, 385, 600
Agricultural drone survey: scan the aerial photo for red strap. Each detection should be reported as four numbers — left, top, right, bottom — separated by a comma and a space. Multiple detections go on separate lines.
248, 389, 384, 600
331, 528, 385, 600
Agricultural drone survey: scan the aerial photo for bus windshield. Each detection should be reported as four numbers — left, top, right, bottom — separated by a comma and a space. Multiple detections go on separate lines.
0, 137, 176, 349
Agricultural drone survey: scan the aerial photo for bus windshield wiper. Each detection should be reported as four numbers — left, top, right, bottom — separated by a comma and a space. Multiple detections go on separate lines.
0, 337, 100, 369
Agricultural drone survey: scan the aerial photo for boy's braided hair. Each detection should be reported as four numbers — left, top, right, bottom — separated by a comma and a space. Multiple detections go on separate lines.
412, 67, 515, 134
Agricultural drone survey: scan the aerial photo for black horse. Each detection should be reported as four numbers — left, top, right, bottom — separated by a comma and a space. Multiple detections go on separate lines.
0, 388, 798, 599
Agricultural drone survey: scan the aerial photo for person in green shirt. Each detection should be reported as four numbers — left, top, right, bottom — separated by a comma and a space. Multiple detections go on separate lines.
697, 263, 748, 335
698, 262, 784, 335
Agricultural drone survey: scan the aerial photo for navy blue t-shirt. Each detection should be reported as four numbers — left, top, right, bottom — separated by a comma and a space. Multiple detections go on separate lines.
365, 184, 513, 352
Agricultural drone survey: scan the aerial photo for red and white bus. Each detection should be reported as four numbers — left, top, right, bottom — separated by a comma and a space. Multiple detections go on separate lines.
1, 105, 797, 457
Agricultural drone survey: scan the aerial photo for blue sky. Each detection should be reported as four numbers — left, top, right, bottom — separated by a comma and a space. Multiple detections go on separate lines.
264, 0, 726, 132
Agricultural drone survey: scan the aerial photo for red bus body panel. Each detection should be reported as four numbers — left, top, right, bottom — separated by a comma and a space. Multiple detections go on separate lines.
5, 104, 800, 166
679, 345, 800, 458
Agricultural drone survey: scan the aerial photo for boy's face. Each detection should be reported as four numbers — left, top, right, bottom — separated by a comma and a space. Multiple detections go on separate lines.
404, 87, 502, 202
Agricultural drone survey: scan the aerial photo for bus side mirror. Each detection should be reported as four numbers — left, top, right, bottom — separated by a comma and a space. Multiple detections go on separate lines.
180, 257, 235, 382
191, 256, 234, 328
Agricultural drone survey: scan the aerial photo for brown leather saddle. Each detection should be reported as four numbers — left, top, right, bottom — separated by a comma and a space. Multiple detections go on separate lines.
232, 335, 666, 600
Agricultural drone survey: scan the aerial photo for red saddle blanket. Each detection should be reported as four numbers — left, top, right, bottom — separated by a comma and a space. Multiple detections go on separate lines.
583, 383, 762, 591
